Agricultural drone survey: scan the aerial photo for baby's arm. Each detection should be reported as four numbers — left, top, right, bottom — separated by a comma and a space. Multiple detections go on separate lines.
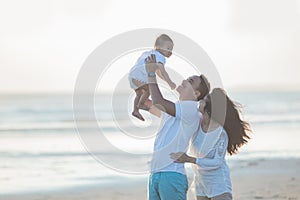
156, 63, 176, 90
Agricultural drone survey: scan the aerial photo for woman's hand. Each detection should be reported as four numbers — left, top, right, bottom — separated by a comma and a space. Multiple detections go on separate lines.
170, 152, 196, 164
145, 54, 158, 73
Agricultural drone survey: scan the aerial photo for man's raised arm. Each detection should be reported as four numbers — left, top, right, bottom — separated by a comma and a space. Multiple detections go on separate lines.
146, 54, 176, 117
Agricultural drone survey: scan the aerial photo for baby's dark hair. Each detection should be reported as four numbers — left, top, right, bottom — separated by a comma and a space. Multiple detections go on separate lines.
155, 34, 173, 47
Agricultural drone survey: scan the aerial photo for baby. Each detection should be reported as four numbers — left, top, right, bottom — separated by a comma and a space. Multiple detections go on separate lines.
128, 34, 176, 121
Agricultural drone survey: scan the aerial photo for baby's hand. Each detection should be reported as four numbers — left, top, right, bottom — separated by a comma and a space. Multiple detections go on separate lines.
169, 82, 176, 90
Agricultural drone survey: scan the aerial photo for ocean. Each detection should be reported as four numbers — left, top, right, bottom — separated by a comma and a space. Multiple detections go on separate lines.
1, 91, 300, 195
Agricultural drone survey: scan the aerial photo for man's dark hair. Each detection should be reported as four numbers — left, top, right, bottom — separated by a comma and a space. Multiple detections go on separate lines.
197, 74, 210, 101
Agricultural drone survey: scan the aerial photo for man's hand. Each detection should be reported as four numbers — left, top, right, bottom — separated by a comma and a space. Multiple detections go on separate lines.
144, 99, 153, 108
145, 54, 158, 73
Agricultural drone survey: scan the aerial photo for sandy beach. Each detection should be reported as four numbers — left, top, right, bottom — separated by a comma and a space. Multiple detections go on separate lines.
231, 158, 299, 200
2, 158, 299, 200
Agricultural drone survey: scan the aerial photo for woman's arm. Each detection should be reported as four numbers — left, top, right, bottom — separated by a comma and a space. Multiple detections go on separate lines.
170, 132, 228, 170
170, 152, 196, 164
170, 151, 223, 170
146, 54, 176, 117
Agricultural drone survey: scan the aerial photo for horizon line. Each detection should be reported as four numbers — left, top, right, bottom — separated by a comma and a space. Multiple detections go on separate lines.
0, 87, 300, 95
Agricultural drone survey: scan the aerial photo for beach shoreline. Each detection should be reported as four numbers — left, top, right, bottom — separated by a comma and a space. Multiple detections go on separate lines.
2, 158, 299, 200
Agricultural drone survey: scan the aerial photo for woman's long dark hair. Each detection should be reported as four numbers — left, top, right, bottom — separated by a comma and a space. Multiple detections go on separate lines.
204, 88, 251, 155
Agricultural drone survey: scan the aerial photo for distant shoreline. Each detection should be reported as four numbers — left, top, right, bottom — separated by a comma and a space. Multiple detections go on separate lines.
1, 88, 300, 95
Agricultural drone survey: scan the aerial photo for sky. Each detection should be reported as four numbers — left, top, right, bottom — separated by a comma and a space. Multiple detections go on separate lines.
0, 0, 300, 93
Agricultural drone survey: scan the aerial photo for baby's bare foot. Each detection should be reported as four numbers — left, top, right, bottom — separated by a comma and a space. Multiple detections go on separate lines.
132, 111, 145, 121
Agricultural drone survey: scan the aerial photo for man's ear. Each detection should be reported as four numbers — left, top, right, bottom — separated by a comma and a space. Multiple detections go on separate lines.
195, 90, 201, 100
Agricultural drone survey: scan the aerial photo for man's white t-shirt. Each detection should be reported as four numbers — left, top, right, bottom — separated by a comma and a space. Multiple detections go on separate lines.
150, 100, 201, 175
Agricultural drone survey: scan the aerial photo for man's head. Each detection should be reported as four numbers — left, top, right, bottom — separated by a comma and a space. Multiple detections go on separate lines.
154, 34, 174, 58
176, 74, 210, 101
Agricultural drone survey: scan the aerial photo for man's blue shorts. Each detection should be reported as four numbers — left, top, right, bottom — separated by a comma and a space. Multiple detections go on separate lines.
148, 172, 188, 200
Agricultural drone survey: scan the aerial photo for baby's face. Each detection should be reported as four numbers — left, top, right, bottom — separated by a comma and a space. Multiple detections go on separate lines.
157, 41, 173, 58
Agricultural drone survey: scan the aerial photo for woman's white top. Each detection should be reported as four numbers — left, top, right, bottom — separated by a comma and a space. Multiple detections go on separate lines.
190, 120, 232, 198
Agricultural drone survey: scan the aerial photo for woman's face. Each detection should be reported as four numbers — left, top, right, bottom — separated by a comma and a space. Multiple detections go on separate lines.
176, 76, 200, 101
198, 96, 208, 114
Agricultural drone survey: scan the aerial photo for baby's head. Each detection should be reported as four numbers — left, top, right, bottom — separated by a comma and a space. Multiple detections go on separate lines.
154, 34, 174, 58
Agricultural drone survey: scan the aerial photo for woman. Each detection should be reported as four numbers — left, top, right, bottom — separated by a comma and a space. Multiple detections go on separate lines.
170, 88, 251, 200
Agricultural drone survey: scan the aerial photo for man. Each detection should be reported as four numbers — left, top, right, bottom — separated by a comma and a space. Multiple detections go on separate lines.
145, 54, 210, 200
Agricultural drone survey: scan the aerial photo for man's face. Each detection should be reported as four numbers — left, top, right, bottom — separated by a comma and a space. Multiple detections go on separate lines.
176, 76, 201, 100
187, 76, 201, 92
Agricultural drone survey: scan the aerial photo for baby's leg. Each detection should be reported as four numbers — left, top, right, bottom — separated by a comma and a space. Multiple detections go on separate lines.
131, 88, 145, 122
138, 84, 150, 111
132, 78, 146, 89
133, 88, 143, 113
131, 78, 147, 121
